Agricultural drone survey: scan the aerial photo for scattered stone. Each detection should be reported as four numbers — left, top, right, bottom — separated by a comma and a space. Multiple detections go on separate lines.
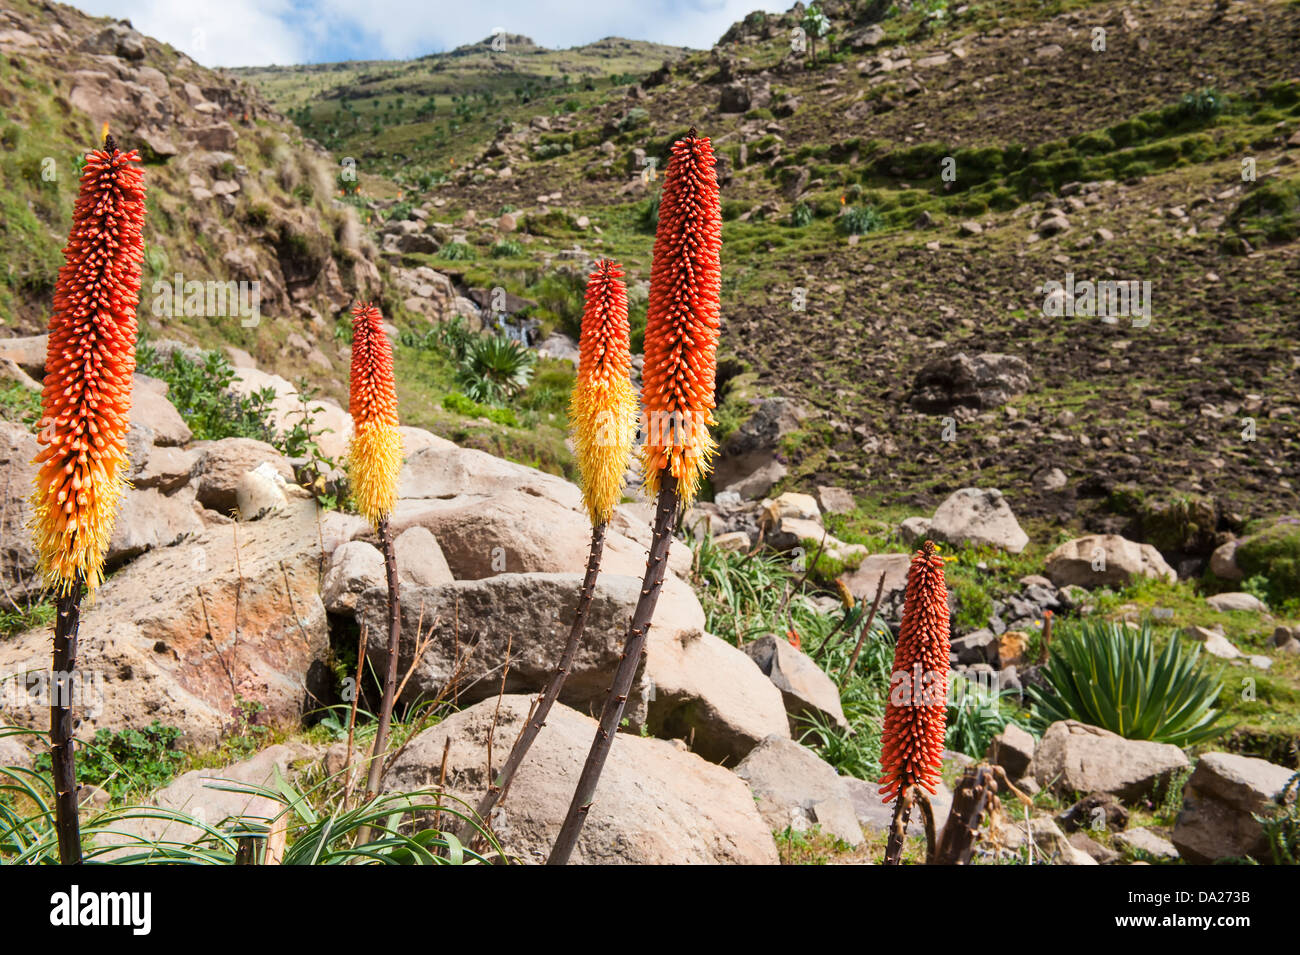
986, 723, 1036, 780
1030, 720, 1189, 801
744, 633, 850, 732
815, 485, 856, 515
1173, 752, 1298, 863
734, 736, 864, 845
1044, 534, 1176, 588
384, 696, 779, 864
1057, 791, 1129, 833
928, 488, 1029, 554
1115, 827, 1179, 860
909, 352, 1032, 412
1206, 592, 1267, 613
1069, 830, 1120, 864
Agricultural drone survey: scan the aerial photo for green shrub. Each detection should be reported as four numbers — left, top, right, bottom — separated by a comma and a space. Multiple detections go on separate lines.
490, 239, 525, 258
442, 391, 519, 426
32, 721, 186, 801
790, 202, 814, 227
837, 204, 884, 235
137, 345, 277, 444
1028, 621, 1225, 746
456, 334, 536, 406
439, 241, 476, 260
639, 195, 660, 233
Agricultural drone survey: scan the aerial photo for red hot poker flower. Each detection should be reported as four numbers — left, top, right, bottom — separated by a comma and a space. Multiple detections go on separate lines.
30, 136, 145, 594
640, 130, 722, 507
347, 302, 402, 526
879, 540, 951, 803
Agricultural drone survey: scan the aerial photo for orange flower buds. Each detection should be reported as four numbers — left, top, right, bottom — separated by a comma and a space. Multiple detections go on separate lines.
30, 137, 145, 594
879, 540, 951, 802
347, 302, 403, 526
640, 131, 722, 507
571, 260, 637, 526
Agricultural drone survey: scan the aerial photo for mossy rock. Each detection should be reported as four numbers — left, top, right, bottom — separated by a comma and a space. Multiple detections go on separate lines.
1235, 516, 1300, 602
1139, 493, 1218, 555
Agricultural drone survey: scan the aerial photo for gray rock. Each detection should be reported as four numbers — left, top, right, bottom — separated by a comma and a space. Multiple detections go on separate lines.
909, 352, 1031, 412
1030, 720, 1189, 801
1206, 592, 1267, 613
929, 487, 1029, 553
1172, 752, 1297, 863
744, 634, 850, 732
193, 438, 294, 515
1209, 539, 1243, 581
986, 723, 1036, 780
734, 736, 864, 845
815, 485, 856, 515
1044, 534, 1176, 588
844, 774, 953, 839
1115, 827, 1179, 860
1069, 830, 1120, 864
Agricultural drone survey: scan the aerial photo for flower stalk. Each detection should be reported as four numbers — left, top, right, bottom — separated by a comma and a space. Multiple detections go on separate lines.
469, 260, 635, 838
30, 132, 145, 864
549, 131, 721, 864
880, 540, 952, 864
345, 302, 404, 802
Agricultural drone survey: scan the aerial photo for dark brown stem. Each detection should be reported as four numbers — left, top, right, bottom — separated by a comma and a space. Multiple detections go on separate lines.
884, 784, 915, 865
364, 517, 401, 801
915, 788, 936, 863
51, 579, 84, 865
467, 521, 608, 839
838, 571, 886, 690
932, 765, 997, 865
547, 479, 677, 865
1036, 611, 1053, 666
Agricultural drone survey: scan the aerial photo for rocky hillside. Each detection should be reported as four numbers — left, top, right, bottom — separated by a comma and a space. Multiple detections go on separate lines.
0, 0, 382, 398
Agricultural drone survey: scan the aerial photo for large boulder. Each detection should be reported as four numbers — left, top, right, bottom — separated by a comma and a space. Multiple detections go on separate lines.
192, 437, 294, 514
1044, 534, 1177, 589
743, 633, 850, 732
383, 696, 779, 864
928, 488, 1029, 554
733, 736, 864, 845
228, 368, 352, 463
392, 525, 454, 588
1172, 752, 1297, 863
0, 334, 48, 378
0, 500, 330, 748
986, 723, 1037, 780
398, 441, 576, 510
1029, 720, 1189, 801
844, 774, 954, 838
842, 552, 912, 602
909, 352, 1031, 412
106, 486, 205, 565
637, 628, 790, 764
322, 540, 385, 614
130, 375, 192, 446
356, 572, 704, 716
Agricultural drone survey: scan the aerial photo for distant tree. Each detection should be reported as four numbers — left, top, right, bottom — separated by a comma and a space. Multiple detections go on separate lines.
801, 2, 831, 65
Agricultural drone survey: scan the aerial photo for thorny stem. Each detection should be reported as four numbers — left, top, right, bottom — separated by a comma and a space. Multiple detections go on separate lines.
884, 784, 916, 866
364, 517, 402, 801
839, 570, 887, 690
51, 577, 84, 865
548, 479, 677, 865
465, 521, 608, 842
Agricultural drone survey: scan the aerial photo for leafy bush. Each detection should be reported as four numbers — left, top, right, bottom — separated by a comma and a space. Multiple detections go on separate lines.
491, 239, 525, 258
790, 202, 814, 227
1178, 87, 1222, 119
1027, 621, 1225, 746
639, 195, 660, 233
32, 722, 186, 801
439, 241, 476, 260
137, 345, 277, 444
946, 674, 1021, 758
441, 391, 519, 426
838, 204, 884, 235
530, 269, 587, 340
0, 380, 41, 429
456, 334, 536, 406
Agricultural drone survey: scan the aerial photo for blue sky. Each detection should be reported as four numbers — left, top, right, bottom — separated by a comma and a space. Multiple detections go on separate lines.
68, 0, 790, 67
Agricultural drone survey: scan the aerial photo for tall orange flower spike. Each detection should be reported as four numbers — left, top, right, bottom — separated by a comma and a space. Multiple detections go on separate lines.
879, 540, 951, 803
640, 130, 722, 507
347, 302, 403, 526
571, 260, 637, 526
30, 135, 145, 594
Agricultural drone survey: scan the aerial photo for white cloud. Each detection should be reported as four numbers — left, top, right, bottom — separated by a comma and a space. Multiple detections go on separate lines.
69, 0, 307, 66
68, 0, 792, 66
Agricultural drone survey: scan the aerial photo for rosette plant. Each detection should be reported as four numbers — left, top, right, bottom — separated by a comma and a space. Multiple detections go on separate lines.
880, 540, 951, 864
550, 131, 722, 864
346, 302, 405, 801
29, 133, 146, 864
467, 259, 636, 835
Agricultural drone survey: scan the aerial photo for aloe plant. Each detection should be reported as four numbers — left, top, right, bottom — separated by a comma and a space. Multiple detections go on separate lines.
1027, 620, 1225, 747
